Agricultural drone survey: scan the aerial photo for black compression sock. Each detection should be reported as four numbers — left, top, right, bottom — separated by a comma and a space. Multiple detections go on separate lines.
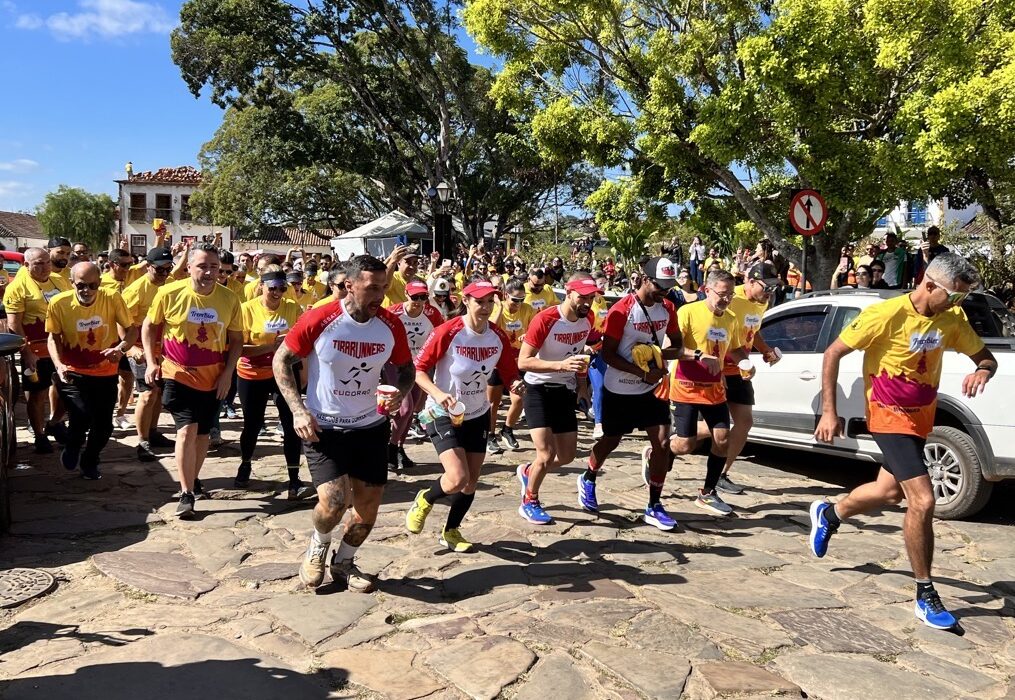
583, 468, 599, 482
446, 492, 475, 529
424, 482, 447, 505
287, 467, 300, 484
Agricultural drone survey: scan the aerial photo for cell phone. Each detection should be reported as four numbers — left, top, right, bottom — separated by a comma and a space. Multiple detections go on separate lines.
396, 234, 408, 246
921, 230, 927, 241
442, 259, 452, 268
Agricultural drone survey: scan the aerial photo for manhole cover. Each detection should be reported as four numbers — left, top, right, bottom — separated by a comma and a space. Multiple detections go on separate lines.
0, 568, 56, 608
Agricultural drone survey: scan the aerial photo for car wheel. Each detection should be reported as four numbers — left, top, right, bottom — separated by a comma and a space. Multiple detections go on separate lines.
924, 426, 993, 520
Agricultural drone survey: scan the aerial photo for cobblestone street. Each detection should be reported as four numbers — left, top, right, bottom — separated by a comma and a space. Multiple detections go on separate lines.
2, 408, 1013, 700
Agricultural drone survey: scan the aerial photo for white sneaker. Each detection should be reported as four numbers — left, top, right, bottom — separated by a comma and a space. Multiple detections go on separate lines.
112, 415, 132, 430
592, 424, 604, 439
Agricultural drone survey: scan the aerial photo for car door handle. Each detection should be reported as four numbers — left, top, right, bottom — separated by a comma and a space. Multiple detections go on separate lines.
799, 371, 817, 381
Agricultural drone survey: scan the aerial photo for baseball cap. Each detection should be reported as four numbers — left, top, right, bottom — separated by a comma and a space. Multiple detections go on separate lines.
746, 262, 781, 287
642, 257, 678, 289
146, 247, 174, 266
565, 278, 600, 296
462, 280, 498, 298
405, 280, 429, 296
430, 277, 451, 295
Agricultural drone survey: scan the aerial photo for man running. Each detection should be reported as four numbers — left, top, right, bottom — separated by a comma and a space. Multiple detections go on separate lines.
143, 244, 243, 518
578, 257, 681, 529
661, 269, 752, 516
812, 253, 995, 630
717, 263, 782, 495
274, 255, 414, 592
46, 263, 135, 479
101, 248, 145, 431
516, 274, 598, 524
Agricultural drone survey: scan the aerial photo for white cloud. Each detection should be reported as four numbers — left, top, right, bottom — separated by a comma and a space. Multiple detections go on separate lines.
0, 180, 31, 198
0, 158, 39, 172
15, 0, 176, 40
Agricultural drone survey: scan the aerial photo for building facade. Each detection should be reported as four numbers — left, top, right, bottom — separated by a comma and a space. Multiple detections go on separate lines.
874, 197, 981, 239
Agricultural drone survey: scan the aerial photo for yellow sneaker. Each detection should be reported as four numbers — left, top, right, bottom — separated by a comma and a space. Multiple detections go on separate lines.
439, 528, 473, 553
405, 489, 433, 534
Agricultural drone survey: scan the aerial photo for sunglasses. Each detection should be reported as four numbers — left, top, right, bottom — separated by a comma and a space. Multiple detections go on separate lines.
266, 283, 288, 292
927, 276, 969, 306
74, 282, 100, 291
152, 266, 172, 275
115, 261, 132, 268
409, 294, 428, 301
508, 296, 525, 303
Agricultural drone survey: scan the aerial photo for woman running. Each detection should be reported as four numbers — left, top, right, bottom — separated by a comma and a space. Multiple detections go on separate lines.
405, 279, 521, 552
233, 267, 312, 499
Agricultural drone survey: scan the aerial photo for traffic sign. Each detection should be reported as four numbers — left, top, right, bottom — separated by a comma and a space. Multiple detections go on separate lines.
789, 189, 827, 237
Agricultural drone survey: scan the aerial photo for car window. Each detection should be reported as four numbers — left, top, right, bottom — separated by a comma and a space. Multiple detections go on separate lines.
829, 307, 861, 339
962, 294, 1012, 338
760, 310, 828, 353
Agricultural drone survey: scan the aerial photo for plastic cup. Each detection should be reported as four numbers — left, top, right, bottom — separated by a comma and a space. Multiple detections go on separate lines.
23, 367, 38, 383
738, 359, 754, 380
376, 384, 398, 415
574, 354, 591, 377
771, 347, 783, 362
448, 401, 466, 427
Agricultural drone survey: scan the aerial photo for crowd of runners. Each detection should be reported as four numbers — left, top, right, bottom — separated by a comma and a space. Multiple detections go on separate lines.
3, 226, 999, 633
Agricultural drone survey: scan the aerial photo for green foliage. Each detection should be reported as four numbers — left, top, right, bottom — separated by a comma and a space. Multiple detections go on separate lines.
36, 186, 115, 252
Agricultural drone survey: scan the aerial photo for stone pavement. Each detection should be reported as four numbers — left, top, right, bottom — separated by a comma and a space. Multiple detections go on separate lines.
1, 407, 1013, 699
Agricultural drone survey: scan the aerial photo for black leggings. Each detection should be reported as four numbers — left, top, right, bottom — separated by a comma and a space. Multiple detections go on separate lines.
238, 376, 301, 466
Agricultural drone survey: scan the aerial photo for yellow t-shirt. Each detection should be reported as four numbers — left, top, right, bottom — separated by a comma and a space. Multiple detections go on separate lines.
3, 272, 71, 357
838, 294, 983, 437
492, 301, 537, 352
591, 296, 609, 334
223, 278, 246, 299
147, 282, 242, 391
101, 263, 146, 292
383, 270, 413, 308
45, 288, 131, 377
311, 295, 339, 310
524, 283, 559, 312
123, 274, 166, 349
724, 286, 768, 376
670, 301, 740, 405
303, 278, 327, 303
244, 278, 298, 304
238, 297, 301, 381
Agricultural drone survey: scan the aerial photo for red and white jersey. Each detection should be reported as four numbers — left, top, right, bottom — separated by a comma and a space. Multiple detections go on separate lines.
284, 299, 411, 430
387, 302, 445, 357
415, 316, 519, 420
522, 306, 596, 390
603, 293, 677, 395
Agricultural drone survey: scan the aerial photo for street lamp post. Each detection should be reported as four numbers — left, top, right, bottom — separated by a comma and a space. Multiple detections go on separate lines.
429, 180, 454, 257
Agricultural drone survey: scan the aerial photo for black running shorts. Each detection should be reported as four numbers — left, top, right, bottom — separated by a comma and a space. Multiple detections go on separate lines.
670, 401, 731, 438
601, 388, 670, 437
724, 374, 755, 406
426, 409, 489, 455
162, 379, 218, 434
523, 382, 578, 434
304, 420, 391, 488
872, 433, 929, 482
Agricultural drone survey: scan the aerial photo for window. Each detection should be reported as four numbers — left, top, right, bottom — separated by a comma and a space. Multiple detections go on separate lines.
129, 234, 148, 258
759, 309, 829, 353
180, 194, 192, 222
907, 201, 928, 225
128, 193, 148, 223
155, 193, 172, 222
829, 307, 861, 339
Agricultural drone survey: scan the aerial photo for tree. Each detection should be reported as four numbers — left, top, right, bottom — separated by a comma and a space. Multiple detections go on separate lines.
172, 0, 592, 242
36, 186, 115, 253
464, 0, 1015, 288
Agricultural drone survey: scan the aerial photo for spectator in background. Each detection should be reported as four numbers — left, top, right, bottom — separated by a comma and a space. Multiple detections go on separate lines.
878, 232, 908, 289
546, 257, 566, 284
869, 260, 892, 289
912, 226, 949, 286
688, 236, 706, 286
858, 242, 881, 268
670, 268, 705, 308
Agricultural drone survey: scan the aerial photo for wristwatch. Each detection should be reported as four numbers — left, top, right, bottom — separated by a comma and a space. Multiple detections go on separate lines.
693, 349, 702, 361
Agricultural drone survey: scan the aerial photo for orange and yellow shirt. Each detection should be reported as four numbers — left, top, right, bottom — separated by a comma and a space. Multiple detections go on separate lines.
45, 288, 131, 377
146, 282, 242, 391
3, 272, 71, 357
669, 300, 740, 405
838, 294, 983, 437
123, 274, 168, 348
238, 297, 301, 380
723, 287, 767, 376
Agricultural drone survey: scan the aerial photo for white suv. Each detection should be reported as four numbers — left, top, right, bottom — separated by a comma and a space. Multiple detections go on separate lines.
750, 289, 1015, 520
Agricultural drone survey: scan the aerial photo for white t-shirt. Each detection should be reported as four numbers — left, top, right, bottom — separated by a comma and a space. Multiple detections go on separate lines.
602, 293, 677, 395
415, 316, 519, 420
284, 299, 411, 430
387, 302, 445, 357
522, 306, 596, 390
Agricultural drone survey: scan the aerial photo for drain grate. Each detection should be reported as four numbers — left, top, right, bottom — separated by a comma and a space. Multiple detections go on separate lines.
0, 568, 56, 608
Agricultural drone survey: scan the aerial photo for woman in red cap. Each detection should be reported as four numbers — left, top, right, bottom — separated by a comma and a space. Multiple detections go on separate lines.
405, 278, 523, 552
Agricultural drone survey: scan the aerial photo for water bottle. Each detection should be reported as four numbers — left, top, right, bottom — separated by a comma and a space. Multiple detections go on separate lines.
417, 404, 447, 426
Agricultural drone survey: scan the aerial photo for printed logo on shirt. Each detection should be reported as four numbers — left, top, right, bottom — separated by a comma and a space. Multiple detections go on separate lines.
506, 320, 523, 332
264, 318, 290, 333
909, 330, 943, 352
744, 314, 762, 328
706, 327, 729, 342
455, 345, 499, 362
332, 340, 387, 359
188, 308, 219, 324
632, 319, 667, 333
553, 331, 588, 346
75, 315, 104, 332
531, 299, 547, 310
43, 289, 61, 302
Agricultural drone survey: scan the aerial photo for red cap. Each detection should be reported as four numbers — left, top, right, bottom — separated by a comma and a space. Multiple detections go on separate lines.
405, 280, 429, 296
462, 280, 499, 298
565, 278, 600, 296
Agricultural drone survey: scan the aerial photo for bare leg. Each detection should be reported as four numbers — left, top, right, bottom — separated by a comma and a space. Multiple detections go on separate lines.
437, 447, 471, 495
116, 371, 134, 418
27, 390, 46, 436
505, 392, 523, 428
898, 475, 936, 580
833, 467, 904, 520
175, 424, 200, 491
343, 478, 383, 546
314, 477, 352, 534
724, 402, 753, 474
487, 385, 504, 432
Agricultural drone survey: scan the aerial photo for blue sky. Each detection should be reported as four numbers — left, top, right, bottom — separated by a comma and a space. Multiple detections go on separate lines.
0, 0, 495, 214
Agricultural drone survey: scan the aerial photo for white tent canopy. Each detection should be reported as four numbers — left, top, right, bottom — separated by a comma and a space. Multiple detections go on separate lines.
330, 211, 428, 259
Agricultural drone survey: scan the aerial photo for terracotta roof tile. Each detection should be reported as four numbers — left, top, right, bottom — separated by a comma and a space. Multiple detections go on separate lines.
960, 213, 998, 238
0, 210, 44, 239
127, 166, 203, 185
241, 227, 341, 247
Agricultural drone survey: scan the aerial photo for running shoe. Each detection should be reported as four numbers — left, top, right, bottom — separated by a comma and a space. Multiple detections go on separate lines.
716, 475, 745, 495
406, 421, 426, 440
578, 397, 592, 421
487, 434, 504, 455
696, 490, 733, 515
915, 589, 957, 630
329, 555, 375, 593
405, 489, 432, 534
808, 500, 838, 558
136, 441, 157, 463
34, 435, 53, 454
234, 463, 252, 489
225, 405, 238, 419
501, 426, 520, 450
209, 428, 223, 447
175, 492, 196, 519
60, 447, 79, 471
641, 444, 652, 486
439, 528, 473, 553
299, 538, 329, 588
112, 414, 132, 430
193, 478, 207, 500
396, 446, 416, 471
387, 442, 399, 469
518, 500, 552, 525
148, 431, 173, 449
81, 466, 101, 481
516, 463, 530, 497
643, 502, 678, 531
592, 424, 604, 439
577, 474, 599, 512
288, 481, 316, 500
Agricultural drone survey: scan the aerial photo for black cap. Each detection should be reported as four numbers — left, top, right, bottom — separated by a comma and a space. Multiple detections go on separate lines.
146, 247, 174, 266
47, 237, 71, 249
642, 256, 678, 289
746, 262, 781, 286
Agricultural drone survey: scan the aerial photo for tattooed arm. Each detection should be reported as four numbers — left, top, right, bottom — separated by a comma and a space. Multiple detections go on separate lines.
273, 342, 319, 442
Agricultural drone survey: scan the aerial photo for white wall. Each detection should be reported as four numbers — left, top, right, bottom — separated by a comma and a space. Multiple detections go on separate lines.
119, 182, 231, 254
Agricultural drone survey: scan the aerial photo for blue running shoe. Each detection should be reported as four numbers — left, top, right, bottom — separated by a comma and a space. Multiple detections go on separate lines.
60, 448, 79, 471
577, 474, 598, 512
643, 502, 677, 531
915, 589, 957, 630
518, 500, 552, 525
808, 500, 837, 558
516, 463, 530, 497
